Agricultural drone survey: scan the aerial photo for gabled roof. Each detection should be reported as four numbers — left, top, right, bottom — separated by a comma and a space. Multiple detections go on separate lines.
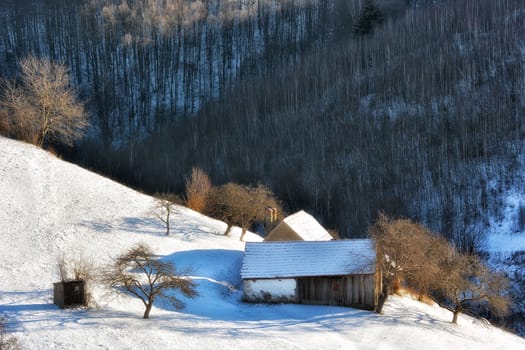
241, 239, 376, 279
277, 210, 333, 241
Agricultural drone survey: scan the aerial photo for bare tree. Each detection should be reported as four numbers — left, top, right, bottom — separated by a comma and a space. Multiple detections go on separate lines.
438, 249, 510, 324
185, 167, 212, 213
205, 183, 281, 241
103, 243, 197, 319
370, 214, 510, 323
0, 56, 88, 147
153, 193, 179, 235
451, 226, 487, 255
369, 214, 436, 312
0, 109, 10, 137
370, 214, 455, 312
403, 233, 451, 302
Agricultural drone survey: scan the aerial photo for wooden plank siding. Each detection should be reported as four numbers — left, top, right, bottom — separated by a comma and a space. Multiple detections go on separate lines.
53, 280, 86, 308
264, 222, 303, 242
264, 211, 333, 242
297, 274, 377, 310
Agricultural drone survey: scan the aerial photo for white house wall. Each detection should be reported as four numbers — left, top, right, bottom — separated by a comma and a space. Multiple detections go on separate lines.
243, 279, 297, 303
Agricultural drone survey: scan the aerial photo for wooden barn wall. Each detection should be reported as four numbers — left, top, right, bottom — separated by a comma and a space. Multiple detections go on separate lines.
53, 280, 86, 308
296, 274, 377, 310
264, 223, 301, 241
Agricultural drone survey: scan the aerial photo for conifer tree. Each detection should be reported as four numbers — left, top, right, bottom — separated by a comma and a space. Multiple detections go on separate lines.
353, 0, 384, 35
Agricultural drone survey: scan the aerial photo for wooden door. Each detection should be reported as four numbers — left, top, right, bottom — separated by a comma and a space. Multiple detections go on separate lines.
297, 277, 345, 305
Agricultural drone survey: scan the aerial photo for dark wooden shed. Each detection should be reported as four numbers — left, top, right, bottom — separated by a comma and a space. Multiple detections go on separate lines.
53, 280, 86, 308
241, 240, 381, 310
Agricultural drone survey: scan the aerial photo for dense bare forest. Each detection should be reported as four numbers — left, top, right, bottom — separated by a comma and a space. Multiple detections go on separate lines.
0, 0, 523, 239
0, 0, 349, 143
2, 0, 525, 334
0, 0, 522, 234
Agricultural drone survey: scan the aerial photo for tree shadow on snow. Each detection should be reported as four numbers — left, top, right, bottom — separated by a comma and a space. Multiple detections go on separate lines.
118, 216, 164, 236
151, 250, 458, 336
82, 215, 225, 240
116, 211, 229, 239
80, 216, 166, 236
150, 250, 386, 329
78, 220, 114, 233
0, 289, 71, 330
0, 289, 151, 332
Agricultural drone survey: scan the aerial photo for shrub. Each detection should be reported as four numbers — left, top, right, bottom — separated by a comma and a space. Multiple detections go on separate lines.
56, 254, 97, 307
185, 167, 212, 213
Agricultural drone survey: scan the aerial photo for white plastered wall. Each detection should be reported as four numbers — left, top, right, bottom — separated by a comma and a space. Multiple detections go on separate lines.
243, 278, 296, 303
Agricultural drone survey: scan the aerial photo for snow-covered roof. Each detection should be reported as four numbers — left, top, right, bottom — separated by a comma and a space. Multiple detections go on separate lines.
281, 210, 333, 241
241, 239, 376, 279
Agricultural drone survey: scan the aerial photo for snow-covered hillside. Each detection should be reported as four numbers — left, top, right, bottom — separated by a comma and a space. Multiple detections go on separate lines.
0, 136, 524, 350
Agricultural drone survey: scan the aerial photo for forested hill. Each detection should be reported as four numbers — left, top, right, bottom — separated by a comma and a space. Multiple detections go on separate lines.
0, 0, 351, 143
98, 0, 525, 240
1, 0, 525, 240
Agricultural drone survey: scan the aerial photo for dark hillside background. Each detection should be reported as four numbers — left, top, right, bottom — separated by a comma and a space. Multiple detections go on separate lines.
89, 0, 525, 242
1, 0, 524, 240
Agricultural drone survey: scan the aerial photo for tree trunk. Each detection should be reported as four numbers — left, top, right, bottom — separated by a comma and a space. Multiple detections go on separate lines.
240, 227, 247, 241
166, 210, 170, 235
224, 223, 233, 236
452, 306, 461, 324
375, 282, 390, 314
143, 302, 153, 319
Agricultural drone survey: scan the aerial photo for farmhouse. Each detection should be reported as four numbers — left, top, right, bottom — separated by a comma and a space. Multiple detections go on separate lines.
241, 239, 381, 310
264, 210, 333, 241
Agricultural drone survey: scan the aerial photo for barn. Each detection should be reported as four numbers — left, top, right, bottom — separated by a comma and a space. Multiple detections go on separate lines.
241, 239, 381, 310
264, 210, 333, 241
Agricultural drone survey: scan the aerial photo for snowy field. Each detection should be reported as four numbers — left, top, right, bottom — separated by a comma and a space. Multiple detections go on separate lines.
1, 136, 524, 349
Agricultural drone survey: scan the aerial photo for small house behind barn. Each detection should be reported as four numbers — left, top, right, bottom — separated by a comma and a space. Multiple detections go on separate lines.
241, 240, 380, 310
53, 280, 86, 308
264, 210, 333, 241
